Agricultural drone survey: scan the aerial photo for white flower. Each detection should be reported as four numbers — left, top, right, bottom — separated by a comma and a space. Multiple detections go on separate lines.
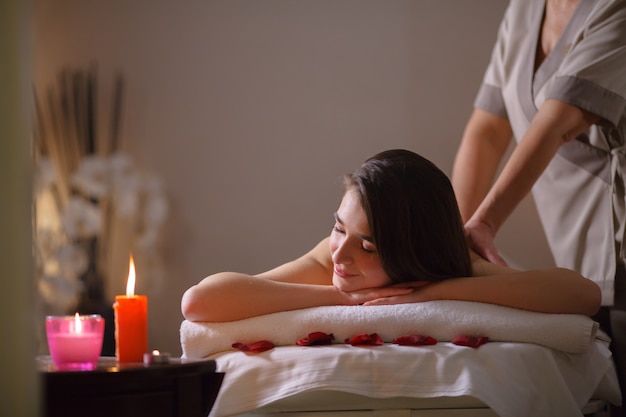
38, 235, 65, 276
113, 172, 141, 217
142, 175, 169, 225
38, 274, 83, 314
61, 196, 103, 239
107, 153, 143, 217
110, 153, 133, 180
56, 244, 89, 279
71, 156, 110, 198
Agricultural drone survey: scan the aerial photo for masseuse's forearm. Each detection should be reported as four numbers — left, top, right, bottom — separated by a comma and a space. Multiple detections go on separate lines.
469, 99, 598, 233
452, 109, 512, 222
181, 273, 340, 322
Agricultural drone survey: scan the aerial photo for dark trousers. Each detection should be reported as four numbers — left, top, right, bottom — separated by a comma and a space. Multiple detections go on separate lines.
593, 262, 626, 416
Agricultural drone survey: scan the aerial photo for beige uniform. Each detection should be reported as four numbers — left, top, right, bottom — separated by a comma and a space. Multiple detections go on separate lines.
475, 0, 626, 307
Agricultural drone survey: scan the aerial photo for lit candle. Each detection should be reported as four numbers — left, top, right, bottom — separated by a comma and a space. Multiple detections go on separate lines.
46, 313, 105, 370
143, 349, 171, 365
113, 256, 148, 362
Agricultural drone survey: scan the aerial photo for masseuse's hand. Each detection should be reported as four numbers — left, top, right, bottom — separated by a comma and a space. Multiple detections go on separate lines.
464, 218, 507, 266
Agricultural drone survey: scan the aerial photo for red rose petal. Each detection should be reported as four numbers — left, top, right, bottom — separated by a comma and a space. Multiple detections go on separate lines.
345, 333, 384, 346
232, 340, 275, 353
296, 332, 335, 346
451, 335, 489, 348
393, 334, 437, 346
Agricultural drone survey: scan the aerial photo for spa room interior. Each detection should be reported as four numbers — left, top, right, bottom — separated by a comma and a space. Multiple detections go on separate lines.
2, 1, 622, 416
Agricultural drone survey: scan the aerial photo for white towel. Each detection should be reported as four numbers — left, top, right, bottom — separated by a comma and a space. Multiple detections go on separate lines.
180, 300, 598, 358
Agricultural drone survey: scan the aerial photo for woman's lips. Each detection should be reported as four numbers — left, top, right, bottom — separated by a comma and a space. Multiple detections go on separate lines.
334, 266, 357, 278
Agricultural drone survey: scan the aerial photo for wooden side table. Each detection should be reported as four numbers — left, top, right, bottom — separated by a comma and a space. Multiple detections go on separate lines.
38, 356, 224, 417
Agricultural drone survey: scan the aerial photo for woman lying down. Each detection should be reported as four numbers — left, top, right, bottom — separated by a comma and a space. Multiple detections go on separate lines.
181, 149, 600, 324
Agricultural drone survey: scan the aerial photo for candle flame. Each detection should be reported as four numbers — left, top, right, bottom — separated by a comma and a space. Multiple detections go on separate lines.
126, 256, 136, 297
74, 312, 82, 333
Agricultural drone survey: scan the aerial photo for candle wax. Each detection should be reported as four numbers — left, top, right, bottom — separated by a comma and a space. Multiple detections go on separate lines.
48, 333, 102, 367
113, 295, 148, 362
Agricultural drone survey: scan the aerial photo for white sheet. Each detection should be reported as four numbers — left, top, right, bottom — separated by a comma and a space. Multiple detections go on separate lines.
180, 301, 598, 358
207, 340, 621, 417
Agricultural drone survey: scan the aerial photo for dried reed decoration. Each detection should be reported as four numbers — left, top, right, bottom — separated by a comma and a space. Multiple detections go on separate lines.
34, 66, 125, 307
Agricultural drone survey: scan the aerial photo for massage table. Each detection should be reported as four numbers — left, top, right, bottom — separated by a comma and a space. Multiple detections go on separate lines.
180, 301, 622, 417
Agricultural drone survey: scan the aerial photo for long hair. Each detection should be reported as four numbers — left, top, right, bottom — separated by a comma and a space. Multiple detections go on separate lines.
344, 149, 471, 282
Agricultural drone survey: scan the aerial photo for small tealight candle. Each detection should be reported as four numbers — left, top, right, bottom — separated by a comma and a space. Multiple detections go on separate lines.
113, 256, 148, 363
46, 313, 105, 371
143, 349, 171, 365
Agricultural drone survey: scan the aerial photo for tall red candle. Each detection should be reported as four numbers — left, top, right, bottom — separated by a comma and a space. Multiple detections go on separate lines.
113, 257, 148, 362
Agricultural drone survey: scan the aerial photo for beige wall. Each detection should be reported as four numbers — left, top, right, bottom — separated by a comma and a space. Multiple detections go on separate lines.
33, 1, 554, 355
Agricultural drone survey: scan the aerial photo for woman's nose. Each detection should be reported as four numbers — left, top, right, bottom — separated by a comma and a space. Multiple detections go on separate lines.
332, 238, 353, 265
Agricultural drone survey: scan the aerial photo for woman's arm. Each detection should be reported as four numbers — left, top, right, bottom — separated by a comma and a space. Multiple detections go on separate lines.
181, 273, 341, 322
457, 253, 600, 316
364, 252, 601, 316
181, 238, 413, 322
181, 239, 336, 322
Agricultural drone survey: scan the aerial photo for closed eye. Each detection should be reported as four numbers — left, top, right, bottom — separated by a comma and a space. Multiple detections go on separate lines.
332, 225, 345, 234
333, 212, 376, 253
332, 212, 345, 234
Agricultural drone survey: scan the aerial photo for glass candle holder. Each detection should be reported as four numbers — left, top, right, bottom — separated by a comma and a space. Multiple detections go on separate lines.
46, 314, 105, 371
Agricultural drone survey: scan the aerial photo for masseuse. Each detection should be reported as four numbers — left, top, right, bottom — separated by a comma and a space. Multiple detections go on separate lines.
181, 149, 600, 323
450, 1, 625, 414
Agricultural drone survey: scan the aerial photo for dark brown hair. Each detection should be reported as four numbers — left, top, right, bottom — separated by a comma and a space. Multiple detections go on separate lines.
344, 149, 471, 282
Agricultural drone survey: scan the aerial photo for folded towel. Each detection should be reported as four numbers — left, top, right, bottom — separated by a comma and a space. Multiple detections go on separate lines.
180, 300, 598, 357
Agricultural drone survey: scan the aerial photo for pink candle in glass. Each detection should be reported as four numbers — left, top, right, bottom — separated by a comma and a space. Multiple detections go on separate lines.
46, 313, 105, 371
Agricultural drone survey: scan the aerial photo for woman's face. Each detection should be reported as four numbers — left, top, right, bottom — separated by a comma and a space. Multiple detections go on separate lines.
329, 189, 393, 292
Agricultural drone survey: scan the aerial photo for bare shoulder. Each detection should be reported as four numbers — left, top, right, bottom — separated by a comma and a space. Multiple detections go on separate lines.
470, 250, 518, 277
306, 237, 334, 267
256, 237, 333, 285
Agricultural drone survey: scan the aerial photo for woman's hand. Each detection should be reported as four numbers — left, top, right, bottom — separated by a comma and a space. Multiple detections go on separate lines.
359, 281, 432, 306
335, 284, 417, 306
